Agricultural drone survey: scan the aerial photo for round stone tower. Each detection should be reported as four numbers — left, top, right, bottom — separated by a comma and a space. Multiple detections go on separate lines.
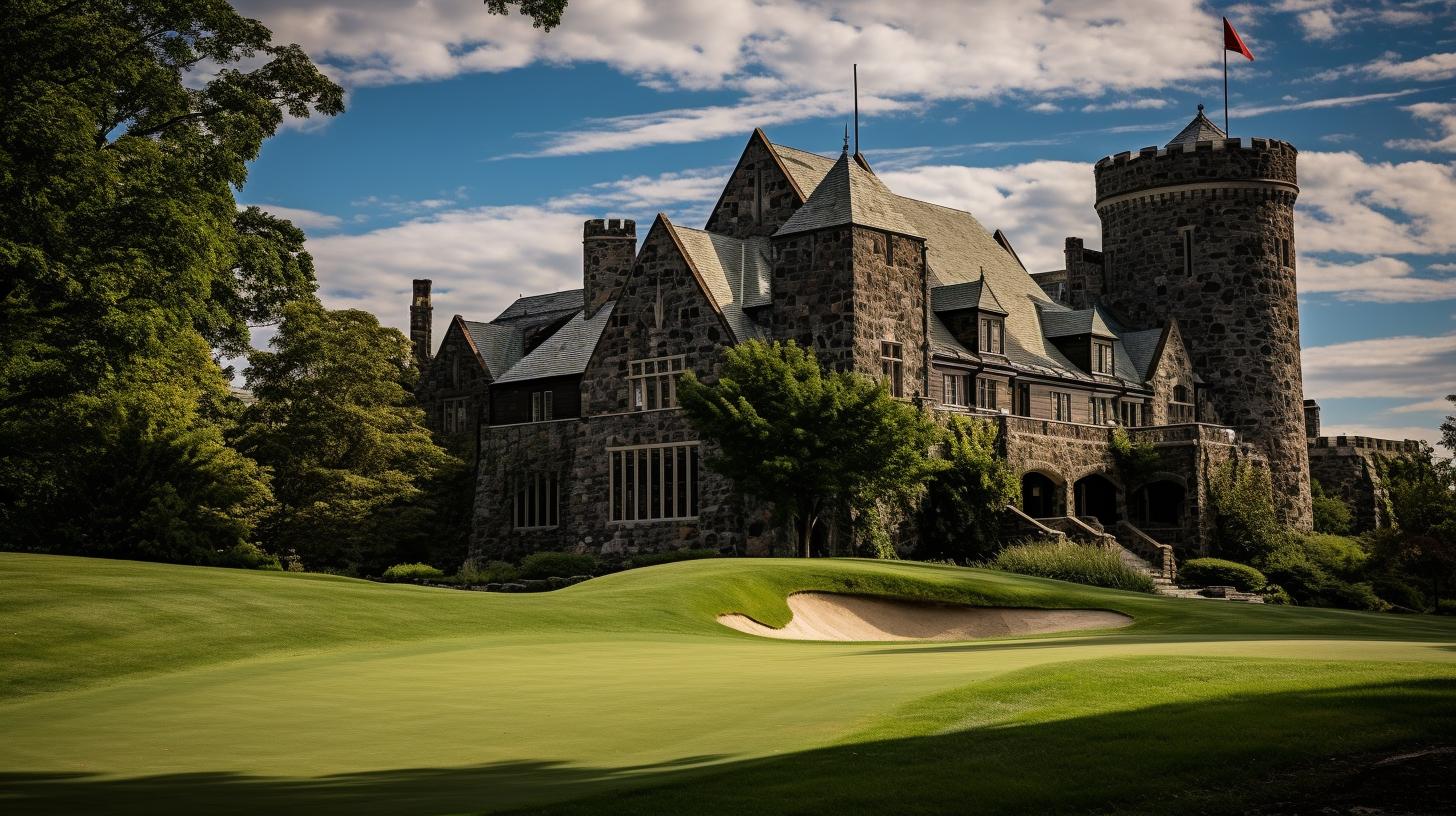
1093, 106, 1311, 531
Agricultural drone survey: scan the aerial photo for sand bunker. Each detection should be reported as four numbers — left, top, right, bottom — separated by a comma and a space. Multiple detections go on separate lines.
718, 592, 1133, 642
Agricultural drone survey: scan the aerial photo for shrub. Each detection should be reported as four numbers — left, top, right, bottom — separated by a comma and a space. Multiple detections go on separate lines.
1178, 558, 1266, 591
1438, 599, 1456, 616
1257, 535, 1385, 611
628, 549, 721, 569
214, 542, 281, 571
988, 539, 1155, 593
1207, 460, 1282, 563
518, 551, 597, 580
381, 562, 444, 582
1310, 479, 1353, 535
455, 559, 519, 585
1370, 575, 1426, 612
917, 416, 1020, 564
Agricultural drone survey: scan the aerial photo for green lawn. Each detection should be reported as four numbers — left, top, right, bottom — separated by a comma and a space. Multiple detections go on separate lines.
2, 552, 1454, 814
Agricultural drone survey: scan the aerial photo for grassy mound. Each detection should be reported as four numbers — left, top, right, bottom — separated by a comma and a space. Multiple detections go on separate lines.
2, 552, 1454, 815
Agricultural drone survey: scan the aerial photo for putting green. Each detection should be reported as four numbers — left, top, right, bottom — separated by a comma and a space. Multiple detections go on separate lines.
2, 552, 1454, 814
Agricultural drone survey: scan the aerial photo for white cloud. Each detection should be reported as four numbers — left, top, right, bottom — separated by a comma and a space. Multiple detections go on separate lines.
879, 161, 1097, 273
1235, 88, 1422, 118
1081, 98, 1169, 113
1026, 102, 1061, 114
1298, 256, 1456, 302
1388, 396, 1456, 415
1297, 8, 1340, 40
514, 92, 910, 158
238, 203, 342, 231
1302, 332, 1456, 400
1385, 102, 1456, 153
236, 0, 1237, 153
1363, 51, 1456, 81
1297, 151, 1456, 257
1280, 1, 1436, 42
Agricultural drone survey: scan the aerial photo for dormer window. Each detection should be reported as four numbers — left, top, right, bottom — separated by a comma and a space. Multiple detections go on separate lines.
1093, 341, 1115, 375
979, 316, 1004, 355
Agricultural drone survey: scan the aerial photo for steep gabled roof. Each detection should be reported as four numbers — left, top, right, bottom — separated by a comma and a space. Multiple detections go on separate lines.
492, 289, 584, 325
667, 223, 771, 341
493, 303, 615, 384
931, 278, 1008, 315
1119, 327, 1166, 381
458, 318, 525, 378
774, 150, 922, 239
1166, 106, 1227, 147
1038, 305, 1118, 339
769, 141, 837, 199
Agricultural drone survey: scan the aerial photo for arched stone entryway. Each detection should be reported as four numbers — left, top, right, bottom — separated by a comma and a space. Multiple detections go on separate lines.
1021, 471, 1063, 518
1131, 479, 1186, 528
1074, 473, 1121, 527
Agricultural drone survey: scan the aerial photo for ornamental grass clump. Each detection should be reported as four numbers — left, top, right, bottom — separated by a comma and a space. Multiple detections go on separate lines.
989, 539, 1155, 593
381, 563, 444, 582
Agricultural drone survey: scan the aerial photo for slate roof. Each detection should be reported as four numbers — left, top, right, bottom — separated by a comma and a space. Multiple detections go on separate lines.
493, 303, 615, 384
774, 150, 922, 239
931, 278, 1007, 314
668, 223, 771, 342
1166, 107, 1227, 147
460, 319, 525, 378
769, 141, 836, 199
930, 313, 979, 363
1119, 327, 1166, 381
492, 289, 584, 325
1038, 305, 1118, 339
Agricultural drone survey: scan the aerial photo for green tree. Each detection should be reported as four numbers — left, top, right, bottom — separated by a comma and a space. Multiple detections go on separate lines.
678, 340, 943, 558
485, 0, 569, 29
1207, 459, 1282, 564
1381, 450, 1456, 607
1, 2, 340, 554
1310, 478, 1353, 535
918, 416, 1020, 564
1441, 394, 1456, 455
236, 304, 457, 573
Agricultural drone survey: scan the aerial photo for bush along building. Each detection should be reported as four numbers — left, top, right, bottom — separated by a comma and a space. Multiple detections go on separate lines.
412, 111, 1419, 568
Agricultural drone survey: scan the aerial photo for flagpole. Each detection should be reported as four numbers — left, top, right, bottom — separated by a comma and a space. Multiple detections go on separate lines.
1223, 43, 1229, 134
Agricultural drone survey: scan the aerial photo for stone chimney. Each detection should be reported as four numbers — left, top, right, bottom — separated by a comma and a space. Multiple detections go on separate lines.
583, 218, 636, 317
410, 279, 432, 367
1303, 398, 1320, 438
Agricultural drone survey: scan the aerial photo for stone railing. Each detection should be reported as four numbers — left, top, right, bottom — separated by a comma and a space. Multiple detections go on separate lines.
1126, 423, 1239, 446
1116, 521, 1176, 581
1001, 505, 1066, 541
1000, 415, 1115, 444
1309, 436, 1423, 454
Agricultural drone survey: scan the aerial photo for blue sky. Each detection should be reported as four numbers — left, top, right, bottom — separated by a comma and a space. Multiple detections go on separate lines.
231, 0, 1456, 446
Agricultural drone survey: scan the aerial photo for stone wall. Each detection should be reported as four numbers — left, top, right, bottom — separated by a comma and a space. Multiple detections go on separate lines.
1063, 238, 1104, 310
417, 318, 490, 441
1308, 436, 1423, 532
704, 131, 808, 239
1093, 137, 1311, 531
583, 218, 635, 318
1145, 322, 1200, 427
769, 226, 858, 371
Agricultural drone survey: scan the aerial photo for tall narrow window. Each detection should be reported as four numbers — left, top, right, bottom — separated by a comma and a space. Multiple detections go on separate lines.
1089, 396, 1114, 425
443, 397, 469, 433
979, 317, 1004, 354
880, 342, 904, 398
1092, 341, 1115, 375
513, 472, 560, 529
977, 379, 999, 410
752, 168, 763, 224
943, 373, 968, 407
1016, 383, 1031, 417
531, 390, 554, 422
630, 356, 686, 410
1179, 226, 1195, 275
1052, 392, 1072, 422
609, 443, 700, 523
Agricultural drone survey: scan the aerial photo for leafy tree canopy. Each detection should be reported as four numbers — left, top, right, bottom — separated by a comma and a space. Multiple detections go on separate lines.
236, 303, 457, 573
917, 415, 1020, 564
485, 0, 569, 31
678, 339, 943, 558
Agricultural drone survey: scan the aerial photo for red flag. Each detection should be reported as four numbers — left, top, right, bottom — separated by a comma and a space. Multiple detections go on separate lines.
1224, 17, 1254, 61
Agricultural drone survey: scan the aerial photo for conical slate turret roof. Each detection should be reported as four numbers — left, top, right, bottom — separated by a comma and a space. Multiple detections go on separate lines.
774, 149, 921, 238
1166, 105, 1227, 147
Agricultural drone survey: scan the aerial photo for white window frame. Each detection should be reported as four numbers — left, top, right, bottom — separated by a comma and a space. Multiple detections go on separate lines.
1089, 396, 1114, 425
531, 390, 554, 422
880, 342, 904, 398
943, 373, 968, 407
608, 442, 700, 523
980, 316, 1004, 354
630, 355, 686, 411
513, 472, 560, 529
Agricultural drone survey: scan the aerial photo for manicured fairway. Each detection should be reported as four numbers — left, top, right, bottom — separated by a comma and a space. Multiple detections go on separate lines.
2, 552, 1454, 814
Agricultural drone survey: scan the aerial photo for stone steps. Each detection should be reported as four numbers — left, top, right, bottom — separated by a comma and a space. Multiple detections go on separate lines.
1114, 542, 1264, 603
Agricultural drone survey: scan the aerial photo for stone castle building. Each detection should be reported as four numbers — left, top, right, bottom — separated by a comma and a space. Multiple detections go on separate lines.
412, 109, 1420, 569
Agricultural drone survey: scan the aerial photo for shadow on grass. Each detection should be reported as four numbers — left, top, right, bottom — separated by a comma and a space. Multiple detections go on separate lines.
4, 674, 1455, 815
